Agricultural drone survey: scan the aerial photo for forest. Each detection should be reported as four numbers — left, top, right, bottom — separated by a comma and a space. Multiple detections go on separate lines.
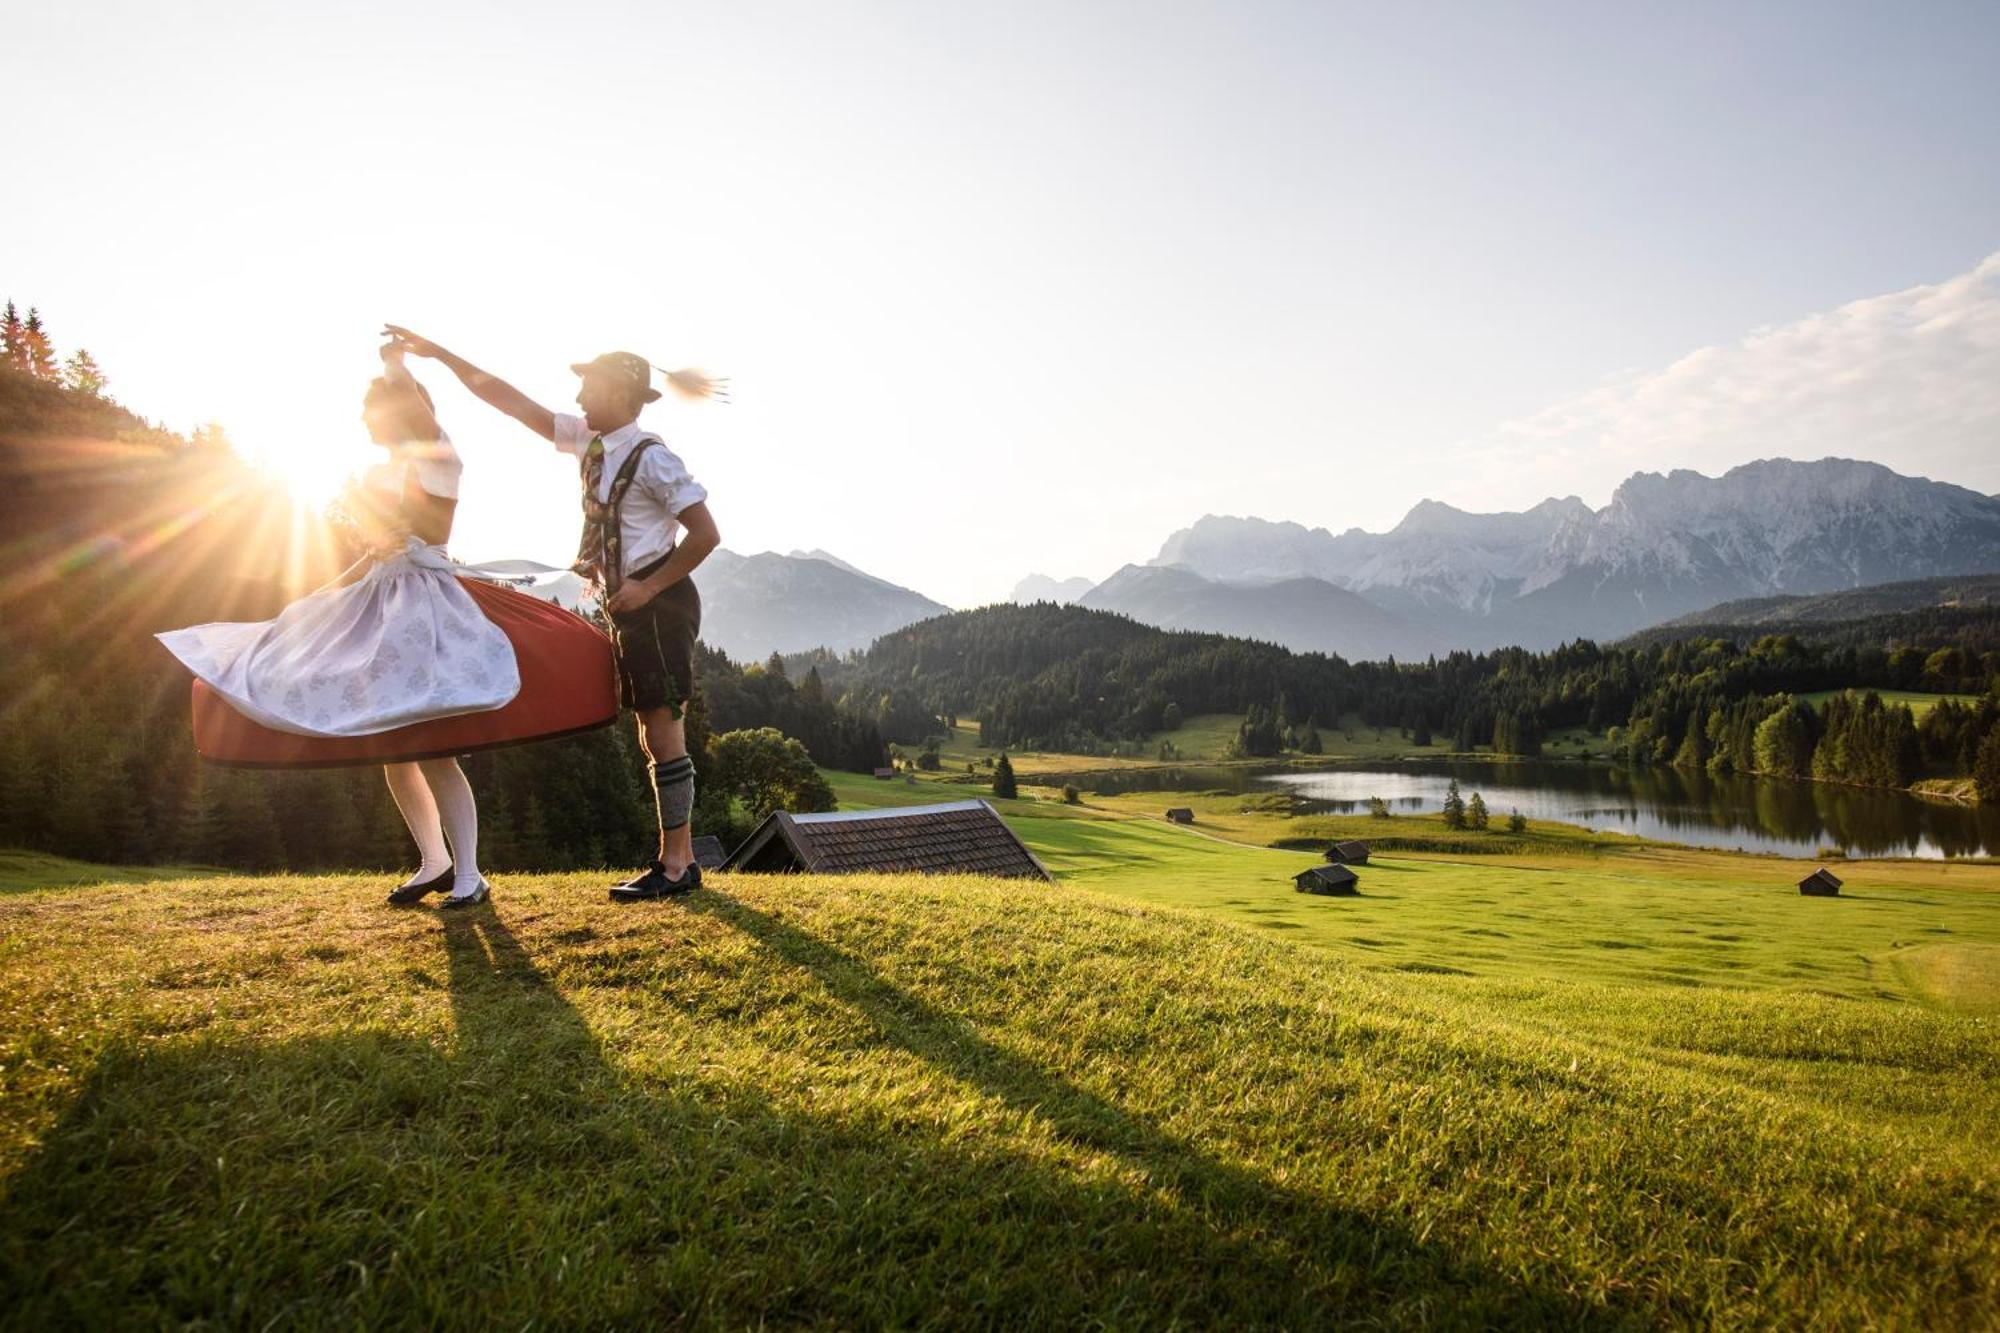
818, 602, 2000, 799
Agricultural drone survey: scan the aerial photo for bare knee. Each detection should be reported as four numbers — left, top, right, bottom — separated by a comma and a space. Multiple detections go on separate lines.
636, 709, 686, 761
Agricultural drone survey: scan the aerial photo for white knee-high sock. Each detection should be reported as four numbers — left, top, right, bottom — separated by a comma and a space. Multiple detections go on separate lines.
383, 762, 449, 884
418, 758, 482, 896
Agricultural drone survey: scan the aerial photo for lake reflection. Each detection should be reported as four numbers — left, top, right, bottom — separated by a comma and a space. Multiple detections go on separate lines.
1063, 760, 2000, 859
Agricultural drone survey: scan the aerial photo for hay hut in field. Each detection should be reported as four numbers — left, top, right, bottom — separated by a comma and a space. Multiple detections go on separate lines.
1294, 864, 1359, 896
872, 767, 895, 780
722, 799, 1050, 881
1798, 867, 1843, 897
1165, 807, 1194, 824
690, 835, 727, 870
1325, 839, 1371, 865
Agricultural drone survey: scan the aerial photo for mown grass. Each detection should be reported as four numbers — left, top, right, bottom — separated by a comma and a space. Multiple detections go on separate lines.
1, 865, 1996, 1328
0, 848, 219, 895
1797, 688, 1980, 719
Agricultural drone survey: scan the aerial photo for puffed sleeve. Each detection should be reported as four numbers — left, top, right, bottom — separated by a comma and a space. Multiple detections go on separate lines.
551, 412, 592, 456
639, 445, 708, 517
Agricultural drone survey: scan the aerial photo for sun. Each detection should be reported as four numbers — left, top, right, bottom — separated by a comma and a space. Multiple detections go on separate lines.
239, 435, 374, 511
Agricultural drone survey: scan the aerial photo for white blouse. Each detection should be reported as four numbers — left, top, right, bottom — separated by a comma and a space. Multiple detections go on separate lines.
363, 432, 463, 502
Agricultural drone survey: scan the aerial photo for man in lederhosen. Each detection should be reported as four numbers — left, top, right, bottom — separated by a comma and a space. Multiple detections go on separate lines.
385, 326, 720, 900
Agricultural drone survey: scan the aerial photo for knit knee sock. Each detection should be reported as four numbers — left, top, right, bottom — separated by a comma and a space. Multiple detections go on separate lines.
383, 763, 449, 885
652, 756, 696, 832
418, 758, 483, 896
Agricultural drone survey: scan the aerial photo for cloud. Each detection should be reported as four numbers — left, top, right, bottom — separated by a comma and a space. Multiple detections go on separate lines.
1458, 251, 2000, 502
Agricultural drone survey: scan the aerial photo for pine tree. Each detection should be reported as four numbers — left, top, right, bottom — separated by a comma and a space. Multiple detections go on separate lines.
23, 308, 57, 381
1507, 809, 1528, 833
1, 300, 24, 373
1466, 791, 1489, 830
1974, 722, 2000, 805
992, 753, 1018, 800
1441, 778, 1466, 829
63, 348, 106, 397
1300, 720, 1323, 755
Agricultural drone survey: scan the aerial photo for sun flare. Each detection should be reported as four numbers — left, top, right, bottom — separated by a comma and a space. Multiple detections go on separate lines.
240, 437, 374, 512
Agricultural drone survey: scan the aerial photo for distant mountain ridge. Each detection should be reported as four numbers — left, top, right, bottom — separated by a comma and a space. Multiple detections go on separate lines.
1107, 459, 2000, 652
697, 549, 948, 660
1010, 574, 1095, 605
1643, 573, 2000, 630
1076, 564, 1437, 661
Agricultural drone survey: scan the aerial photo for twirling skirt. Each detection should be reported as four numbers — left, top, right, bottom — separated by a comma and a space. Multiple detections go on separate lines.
159, 548, 618, 768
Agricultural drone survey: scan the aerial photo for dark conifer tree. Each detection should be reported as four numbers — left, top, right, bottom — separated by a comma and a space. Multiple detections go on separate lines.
992, 753, 1018, 799
23, 307, 57, 380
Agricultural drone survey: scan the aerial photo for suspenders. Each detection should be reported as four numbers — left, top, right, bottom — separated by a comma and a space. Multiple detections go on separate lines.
574, 436, 660, 594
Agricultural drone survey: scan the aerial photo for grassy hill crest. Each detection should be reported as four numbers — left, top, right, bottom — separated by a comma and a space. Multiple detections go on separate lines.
2, 865, 1995, 1326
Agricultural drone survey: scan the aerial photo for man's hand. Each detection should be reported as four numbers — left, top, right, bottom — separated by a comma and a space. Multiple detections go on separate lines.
381, 328, 557, 441
382, 325, 442, 358
604, 579, 660, 615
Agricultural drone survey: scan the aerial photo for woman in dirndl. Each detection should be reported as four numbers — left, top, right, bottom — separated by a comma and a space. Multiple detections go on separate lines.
157, 345, 613, 908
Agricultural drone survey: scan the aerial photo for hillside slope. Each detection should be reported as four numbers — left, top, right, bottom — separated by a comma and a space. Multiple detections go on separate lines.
1, 871, 1994, 1326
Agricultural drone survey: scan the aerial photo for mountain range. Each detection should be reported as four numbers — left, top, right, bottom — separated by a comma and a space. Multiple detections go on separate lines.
507, 459, 2000, 663
691, 549, 949, 660
1025, 459, 2000, 656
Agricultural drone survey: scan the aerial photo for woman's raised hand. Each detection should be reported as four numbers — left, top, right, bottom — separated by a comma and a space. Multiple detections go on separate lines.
382, 325, 440, 358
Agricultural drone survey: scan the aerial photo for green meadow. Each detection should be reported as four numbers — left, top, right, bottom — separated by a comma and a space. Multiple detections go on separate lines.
3, 776, 1997, 1325
1796, 687, 1980, 718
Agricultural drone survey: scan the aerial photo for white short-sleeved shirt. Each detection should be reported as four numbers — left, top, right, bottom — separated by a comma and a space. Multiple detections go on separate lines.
553, 413, 708, 576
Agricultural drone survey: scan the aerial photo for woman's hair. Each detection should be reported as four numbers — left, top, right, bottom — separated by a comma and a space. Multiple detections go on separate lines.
364, 374, 439, 441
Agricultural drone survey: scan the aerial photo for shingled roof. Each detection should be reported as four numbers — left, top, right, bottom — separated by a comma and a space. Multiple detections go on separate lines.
723, 800, 1050, 880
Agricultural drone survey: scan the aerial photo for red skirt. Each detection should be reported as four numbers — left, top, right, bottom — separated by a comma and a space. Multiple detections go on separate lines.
191, 579, 619, 768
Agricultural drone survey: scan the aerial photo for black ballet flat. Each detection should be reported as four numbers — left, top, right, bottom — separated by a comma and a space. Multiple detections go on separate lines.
387, 866, 454, 906
439, 879, 490, 910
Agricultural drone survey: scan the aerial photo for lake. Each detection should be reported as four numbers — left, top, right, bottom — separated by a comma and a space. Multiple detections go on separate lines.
1057, 758, 2000, 860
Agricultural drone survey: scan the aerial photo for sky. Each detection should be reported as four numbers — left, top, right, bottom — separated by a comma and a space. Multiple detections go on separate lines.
6, 1, 1999, 607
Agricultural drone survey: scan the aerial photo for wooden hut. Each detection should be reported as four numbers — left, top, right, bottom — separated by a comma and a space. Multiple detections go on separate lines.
1294, 864, 1359, 896
872, 767, 896, 780
1325, 839, 1371, 865
1798, 867, 1843, 897
723, 799, 1050, 880
1165, 807, 1194, 825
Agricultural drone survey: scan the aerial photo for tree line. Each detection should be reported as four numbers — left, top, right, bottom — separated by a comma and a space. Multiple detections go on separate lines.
814, 603, 2000, 800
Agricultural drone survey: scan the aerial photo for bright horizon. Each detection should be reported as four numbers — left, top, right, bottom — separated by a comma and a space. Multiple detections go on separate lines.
8, 1, 1999, 607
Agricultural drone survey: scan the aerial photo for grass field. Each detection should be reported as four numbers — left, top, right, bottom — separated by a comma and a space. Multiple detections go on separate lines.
1797, 688, 1980, 718
0, 848, 218, 894
2, 854, 1997, 1327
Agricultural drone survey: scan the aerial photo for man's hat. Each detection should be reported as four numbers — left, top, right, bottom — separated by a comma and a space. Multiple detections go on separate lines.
571, 351, 662, 403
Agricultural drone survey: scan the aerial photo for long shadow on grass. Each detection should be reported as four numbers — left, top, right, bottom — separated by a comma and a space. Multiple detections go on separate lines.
687, 890, 1616, 1326
0, 904, 1622, 1327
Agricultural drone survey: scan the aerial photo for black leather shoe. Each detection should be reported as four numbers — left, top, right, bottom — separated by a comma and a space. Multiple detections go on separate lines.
387, 866, 453, 906
440, 878, 490, 910
610, 862, 698, 902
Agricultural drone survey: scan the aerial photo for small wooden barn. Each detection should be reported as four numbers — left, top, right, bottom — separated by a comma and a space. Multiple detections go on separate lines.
690, 835, 727, 870
1799, 867, 1844, 897
722, 799, 1051, 881
1294, 864, 1359, 896
1325, 839, 1371, 865
1165, 808, 1194, 824
872, 767, 896, 780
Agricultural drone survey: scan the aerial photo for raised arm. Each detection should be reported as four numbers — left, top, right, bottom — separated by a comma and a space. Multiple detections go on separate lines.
383, 325, 557, 442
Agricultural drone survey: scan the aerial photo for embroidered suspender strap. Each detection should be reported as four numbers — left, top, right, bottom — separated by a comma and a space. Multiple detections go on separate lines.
573, 436, 661, 594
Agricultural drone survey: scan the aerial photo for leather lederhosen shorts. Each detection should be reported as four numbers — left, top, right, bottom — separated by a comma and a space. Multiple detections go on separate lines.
606, 551, 701, 717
